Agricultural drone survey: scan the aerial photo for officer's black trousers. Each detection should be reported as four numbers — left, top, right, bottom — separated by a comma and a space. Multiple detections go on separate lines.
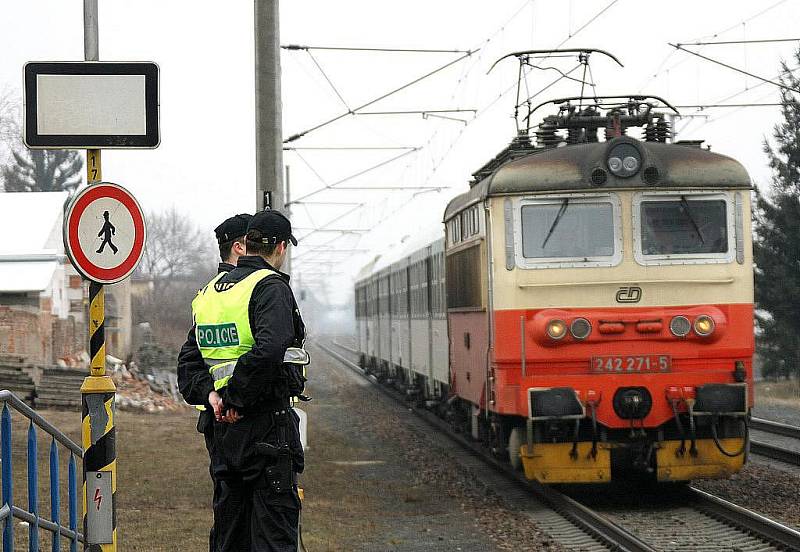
208, 411, 301, 552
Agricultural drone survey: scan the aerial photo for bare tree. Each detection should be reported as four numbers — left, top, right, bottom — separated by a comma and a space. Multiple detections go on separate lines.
134, 208, 217, 353
0, 87, 21, 168
138, 207, 216, 285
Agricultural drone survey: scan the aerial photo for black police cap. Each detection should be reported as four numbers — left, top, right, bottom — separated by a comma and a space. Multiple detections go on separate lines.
214, 213, 253, 244
247, 209, 298, 246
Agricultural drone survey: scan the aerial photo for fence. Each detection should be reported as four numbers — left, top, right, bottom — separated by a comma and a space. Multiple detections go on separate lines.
0, 390, 83, 551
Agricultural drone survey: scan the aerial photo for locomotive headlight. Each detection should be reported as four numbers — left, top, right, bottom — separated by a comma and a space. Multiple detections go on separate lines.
569, 318, 592, 340
546, 319, 568, 340
694, 315, 715, 336
669, 315, 692, 337
623, 156, 639, 172
607, 143, 642, 178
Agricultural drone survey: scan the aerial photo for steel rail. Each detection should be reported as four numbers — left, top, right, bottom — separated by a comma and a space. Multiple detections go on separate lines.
749, 417, 800, 466
321, 341, 656, 552
750, 441, 800, 466
750, 417, 800, 439
688, 487, 800, 551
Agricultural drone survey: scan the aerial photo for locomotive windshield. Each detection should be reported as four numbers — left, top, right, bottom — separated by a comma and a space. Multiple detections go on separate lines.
521, 201, 615, 259
640, 198, 728, 255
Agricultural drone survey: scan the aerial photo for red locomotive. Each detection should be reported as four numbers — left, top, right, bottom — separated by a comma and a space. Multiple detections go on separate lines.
355, 53, 753, 483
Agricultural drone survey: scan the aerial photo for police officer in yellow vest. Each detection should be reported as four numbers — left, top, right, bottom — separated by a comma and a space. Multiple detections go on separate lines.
178, 210, 306, 552
178, 213, 252, 551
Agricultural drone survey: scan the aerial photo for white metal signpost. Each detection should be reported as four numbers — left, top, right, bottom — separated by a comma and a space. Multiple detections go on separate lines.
25, 21, 159, 547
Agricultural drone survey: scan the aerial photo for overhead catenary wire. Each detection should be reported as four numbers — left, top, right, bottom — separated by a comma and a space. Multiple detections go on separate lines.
286, 0, 534, 224
691, 0, 791, 42
698, 64, 800, 109
284, 146, 419, 151
306, 50, 352, 111
283, 45, 471, 54
292, 0, 621, 267
674, 65, 800, 137
669, 43, 800, 94
354, 109, 477, 116
671, 102, 784, 109
283, 50, 476, 143
294, 204, 366, 245
284, 3, 530, 262
411, 0, 621, 193
639, 0, 793, 93
287, 148, 423, 205
678, 38, 800, 46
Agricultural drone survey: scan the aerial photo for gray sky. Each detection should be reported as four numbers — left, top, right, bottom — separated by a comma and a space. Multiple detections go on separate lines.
2, 0, 799, 304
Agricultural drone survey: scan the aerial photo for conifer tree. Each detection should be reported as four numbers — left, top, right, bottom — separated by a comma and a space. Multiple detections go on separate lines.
753, 48, 800, 379
1, 148, 83, 192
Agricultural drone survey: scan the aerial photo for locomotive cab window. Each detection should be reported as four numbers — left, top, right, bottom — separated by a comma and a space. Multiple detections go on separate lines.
514, 194, 622, 268
634, 192, 734, 265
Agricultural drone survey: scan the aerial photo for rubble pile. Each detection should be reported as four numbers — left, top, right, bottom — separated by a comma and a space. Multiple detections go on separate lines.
112, 362, 185, 413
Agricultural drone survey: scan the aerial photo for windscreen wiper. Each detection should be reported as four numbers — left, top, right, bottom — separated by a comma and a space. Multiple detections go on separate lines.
542, 198, 569, 248
679, 195, 705, 244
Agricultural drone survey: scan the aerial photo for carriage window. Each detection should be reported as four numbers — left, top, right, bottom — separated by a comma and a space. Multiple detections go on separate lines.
520, 201, 615, 259
640, 199, 728, 255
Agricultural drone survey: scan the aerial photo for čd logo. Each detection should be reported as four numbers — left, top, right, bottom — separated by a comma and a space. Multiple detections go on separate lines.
616, 286, 642, 303
197, 323, 240, 347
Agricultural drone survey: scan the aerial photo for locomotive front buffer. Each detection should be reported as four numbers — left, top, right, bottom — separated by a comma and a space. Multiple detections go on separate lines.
521, 381, 749, 483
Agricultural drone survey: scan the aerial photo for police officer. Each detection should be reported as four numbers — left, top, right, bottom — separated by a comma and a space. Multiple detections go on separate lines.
178, 210, 305, 552
214, 213, 253, 273
178, 213, 252, 550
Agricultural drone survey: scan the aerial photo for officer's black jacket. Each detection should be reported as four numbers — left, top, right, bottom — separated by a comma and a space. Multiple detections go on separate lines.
217, 261, 235, 273
177, 255, 299, 415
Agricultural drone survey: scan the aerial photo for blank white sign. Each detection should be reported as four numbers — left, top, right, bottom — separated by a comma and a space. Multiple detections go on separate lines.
36, 74, 146, 135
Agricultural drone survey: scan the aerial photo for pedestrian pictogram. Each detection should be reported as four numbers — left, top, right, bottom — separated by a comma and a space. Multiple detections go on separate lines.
64, 182, 146, 284
96, 211, 118, 254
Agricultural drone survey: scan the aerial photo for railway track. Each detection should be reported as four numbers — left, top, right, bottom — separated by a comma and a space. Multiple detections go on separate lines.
319, 341, 653, 552
321, 339, 800, 552
749, 418, 800, 467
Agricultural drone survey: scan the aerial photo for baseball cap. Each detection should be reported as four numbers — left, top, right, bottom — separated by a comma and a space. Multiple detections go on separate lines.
214, 214, 253, 244
247, 209, 298, 246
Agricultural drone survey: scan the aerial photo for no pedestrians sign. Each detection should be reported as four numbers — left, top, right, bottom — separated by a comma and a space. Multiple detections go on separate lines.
64, 182, 146, 284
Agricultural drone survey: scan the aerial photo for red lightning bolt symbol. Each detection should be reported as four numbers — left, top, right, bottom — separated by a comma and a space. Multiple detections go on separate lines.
93, 488, 103, 511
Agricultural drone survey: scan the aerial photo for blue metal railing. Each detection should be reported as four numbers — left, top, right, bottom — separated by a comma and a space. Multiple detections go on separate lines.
0, 390, 84, 551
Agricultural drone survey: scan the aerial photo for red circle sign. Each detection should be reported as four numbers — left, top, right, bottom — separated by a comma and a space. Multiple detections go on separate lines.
64, 182, 146, 284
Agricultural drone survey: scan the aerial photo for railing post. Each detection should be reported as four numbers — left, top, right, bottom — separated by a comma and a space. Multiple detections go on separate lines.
2, 404, 13, 551
27, 423, 38, 552
50, 439, 60, 552
69, 453, 78, 552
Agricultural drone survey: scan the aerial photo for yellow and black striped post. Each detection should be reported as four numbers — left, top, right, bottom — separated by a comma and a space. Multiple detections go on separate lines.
81, 149, 118, 551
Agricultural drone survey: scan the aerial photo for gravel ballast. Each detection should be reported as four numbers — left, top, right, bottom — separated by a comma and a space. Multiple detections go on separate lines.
301, 343, 565, 551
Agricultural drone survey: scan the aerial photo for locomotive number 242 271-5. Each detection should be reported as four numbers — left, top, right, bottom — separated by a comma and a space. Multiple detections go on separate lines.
591, 355, 671, 373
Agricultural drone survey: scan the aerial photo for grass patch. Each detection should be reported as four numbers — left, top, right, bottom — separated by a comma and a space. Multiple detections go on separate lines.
2, 407, 211, 551
755, 379, 800, 405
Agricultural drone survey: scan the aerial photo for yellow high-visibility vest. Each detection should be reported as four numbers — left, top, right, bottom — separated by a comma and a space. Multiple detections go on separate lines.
191, 269, 277, 390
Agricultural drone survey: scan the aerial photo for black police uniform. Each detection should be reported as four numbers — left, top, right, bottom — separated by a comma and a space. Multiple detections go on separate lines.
178, 211, 304, 552
179, 210, 251, 449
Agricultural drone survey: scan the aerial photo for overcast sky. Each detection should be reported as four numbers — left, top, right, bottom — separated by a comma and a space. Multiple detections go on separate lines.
2, 0, 799, 304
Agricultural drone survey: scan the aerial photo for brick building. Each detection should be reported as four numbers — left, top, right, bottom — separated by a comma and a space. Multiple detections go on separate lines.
0, 192, 132, 364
